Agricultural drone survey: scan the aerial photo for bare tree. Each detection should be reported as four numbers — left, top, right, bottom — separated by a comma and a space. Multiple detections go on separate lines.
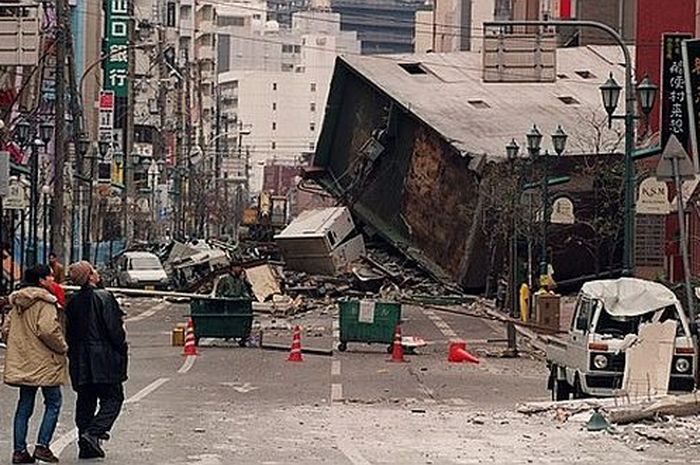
568, 108, 624, 155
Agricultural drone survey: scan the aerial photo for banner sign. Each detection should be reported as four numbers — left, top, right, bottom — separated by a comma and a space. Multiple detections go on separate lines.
102, 0, 130, 98
662, 33, 693, 150
682, 37, 700, 171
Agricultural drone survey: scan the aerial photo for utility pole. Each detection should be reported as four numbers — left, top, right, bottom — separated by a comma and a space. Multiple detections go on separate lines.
156, 18, 167, 241
123, 1, 136, 245
53, 0, 67, 261
184, 55, 193, 236
214, 87, 222, 236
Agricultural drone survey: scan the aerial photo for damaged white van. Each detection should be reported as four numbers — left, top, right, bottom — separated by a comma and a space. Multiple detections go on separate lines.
547, 278, 697, 400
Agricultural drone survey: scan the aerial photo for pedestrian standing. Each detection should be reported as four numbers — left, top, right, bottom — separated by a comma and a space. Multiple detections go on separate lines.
2, 265, 67, 464
65, 261, 128, 460
48, 253, 65, 285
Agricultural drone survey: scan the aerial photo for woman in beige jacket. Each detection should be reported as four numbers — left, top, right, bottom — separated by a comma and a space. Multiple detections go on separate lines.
2, 265, 67, 464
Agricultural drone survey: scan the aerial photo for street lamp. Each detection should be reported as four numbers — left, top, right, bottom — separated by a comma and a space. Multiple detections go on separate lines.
14, 118, 53, 267
487, 19, 659, 277
506, 138, 524, 318
598, 73, 658, 276
506, 139, 520, 160
600, 73, 622, 126
636, 74, 658, 116
41, 185, 51, 263
523, 124, 568, 283
526, 125, 543, 156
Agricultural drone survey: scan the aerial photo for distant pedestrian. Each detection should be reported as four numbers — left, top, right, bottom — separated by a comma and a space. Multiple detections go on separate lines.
2, 265, 67, 464
65, 261, 128, 460
48, 253, 65, 284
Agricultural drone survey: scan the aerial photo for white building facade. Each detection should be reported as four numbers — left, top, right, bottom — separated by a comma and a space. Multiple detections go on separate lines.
217, 9, 360, 193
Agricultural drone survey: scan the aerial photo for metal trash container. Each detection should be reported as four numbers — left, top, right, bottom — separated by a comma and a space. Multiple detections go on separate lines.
337, 299, 401, 352
189, 297, 253, 347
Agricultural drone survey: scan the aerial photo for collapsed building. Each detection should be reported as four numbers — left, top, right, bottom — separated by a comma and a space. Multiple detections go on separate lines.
309, 43, 631, 291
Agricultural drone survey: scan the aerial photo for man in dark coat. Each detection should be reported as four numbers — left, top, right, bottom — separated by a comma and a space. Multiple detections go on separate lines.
65, 261, 127, 459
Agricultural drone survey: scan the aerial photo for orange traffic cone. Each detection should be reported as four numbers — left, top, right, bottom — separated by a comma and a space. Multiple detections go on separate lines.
183, 318, 198, 356
448, 341, 479, 364
287, 325, 303, 362
388, 324, 408, 363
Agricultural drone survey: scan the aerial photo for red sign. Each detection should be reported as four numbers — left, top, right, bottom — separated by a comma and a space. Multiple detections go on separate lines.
560, 0, 571, 18
99, 91, 114, 110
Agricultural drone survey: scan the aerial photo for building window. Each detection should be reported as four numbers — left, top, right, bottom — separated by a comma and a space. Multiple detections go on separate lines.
271, 141, 276, 150
181, 5, 192, 21
282, 44, 294, 53
166, 1, 177, 27
310, 82, 316, 92
309, 141, 315, 150
310, 102, 316, 112
272, 82, 277, 91
309, 122, 315, 131
293, 45, 301, 53
272, 102, 277, 111
272, 122, 277, 130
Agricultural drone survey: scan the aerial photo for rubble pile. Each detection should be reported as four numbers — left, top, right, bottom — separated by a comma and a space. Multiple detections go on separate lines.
276, 241, 466, 310
517, 393, 700, 451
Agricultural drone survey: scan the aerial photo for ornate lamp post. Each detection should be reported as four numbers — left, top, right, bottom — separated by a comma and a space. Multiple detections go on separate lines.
14, 118, 53, 267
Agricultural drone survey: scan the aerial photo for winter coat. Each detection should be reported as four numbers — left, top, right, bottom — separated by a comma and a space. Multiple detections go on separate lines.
65, 286, 128, 388
2, 287, 68, 387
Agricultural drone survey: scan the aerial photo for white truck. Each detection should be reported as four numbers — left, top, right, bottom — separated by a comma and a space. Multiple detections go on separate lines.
547, 278, 697, 400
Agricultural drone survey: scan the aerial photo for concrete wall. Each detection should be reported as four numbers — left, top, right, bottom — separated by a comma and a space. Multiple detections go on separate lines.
414, 9, 433, 53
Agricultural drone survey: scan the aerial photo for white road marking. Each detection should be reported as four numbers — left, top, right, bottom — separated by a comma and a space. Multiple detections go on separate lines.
336, 439, 373, 465
125, 302, 168, 323
422, 308, 461, 340
331, 383, 343, 402
51, 377, 170, 457
231, 382, 258, 393
125, 377, 170, 404
178, 355, 196, 374
331, 360, 341, 376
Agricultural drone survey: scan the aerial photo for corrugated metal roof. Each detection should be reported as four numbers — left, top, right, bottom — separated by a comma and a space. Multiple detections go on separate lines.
339, 45, 631, 164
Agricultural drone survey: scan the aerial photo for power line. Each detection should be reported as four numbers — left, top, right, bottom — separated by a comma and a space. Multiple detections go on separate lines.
68, 3, 663, 49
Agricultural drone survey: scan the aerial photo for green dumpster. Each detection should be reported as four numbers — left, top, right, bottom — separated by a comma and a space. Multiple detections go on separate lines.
189, 297, 253, 347
337, 300, 401, 352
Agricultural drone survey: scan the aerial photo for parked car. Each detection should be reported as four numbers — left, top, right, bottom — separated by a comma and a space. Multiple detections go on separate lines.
114, 251, 169, 290
547, 277, 697, 400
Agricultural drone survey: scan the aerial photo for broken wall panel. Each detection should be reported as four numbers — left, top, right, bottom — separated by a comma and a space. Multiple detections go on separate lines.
402, 123, 480, 280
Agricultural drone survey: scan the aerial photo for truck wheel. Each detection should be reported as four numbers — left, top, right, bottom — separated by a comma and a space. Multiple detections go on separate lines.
551, 367, 571, 401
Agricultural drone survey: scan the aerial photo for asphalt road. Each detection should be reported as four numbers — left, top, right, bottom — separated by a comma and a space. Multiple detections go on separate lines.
1, 297, 690, 464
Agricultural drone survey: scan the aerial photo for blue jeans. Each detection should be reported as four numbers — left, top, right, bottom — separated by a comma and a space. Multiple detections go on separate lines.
13, 386, 62, 453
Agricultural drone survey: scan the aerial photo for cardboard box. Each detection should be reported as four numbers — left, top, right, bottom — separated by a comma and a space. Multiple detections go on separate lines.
535, 294, 560, 332
171, 325, 186, 346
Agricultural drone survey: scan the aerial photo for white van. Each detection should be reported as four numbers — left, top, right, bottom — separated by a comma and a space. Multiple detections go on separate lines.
116, 251, 169, 290
547, 278, 697, 399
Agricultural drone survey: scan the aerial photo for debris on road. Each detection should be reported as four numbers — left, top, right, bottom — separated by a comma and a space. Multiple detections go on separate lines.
275, 207, 366, 275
